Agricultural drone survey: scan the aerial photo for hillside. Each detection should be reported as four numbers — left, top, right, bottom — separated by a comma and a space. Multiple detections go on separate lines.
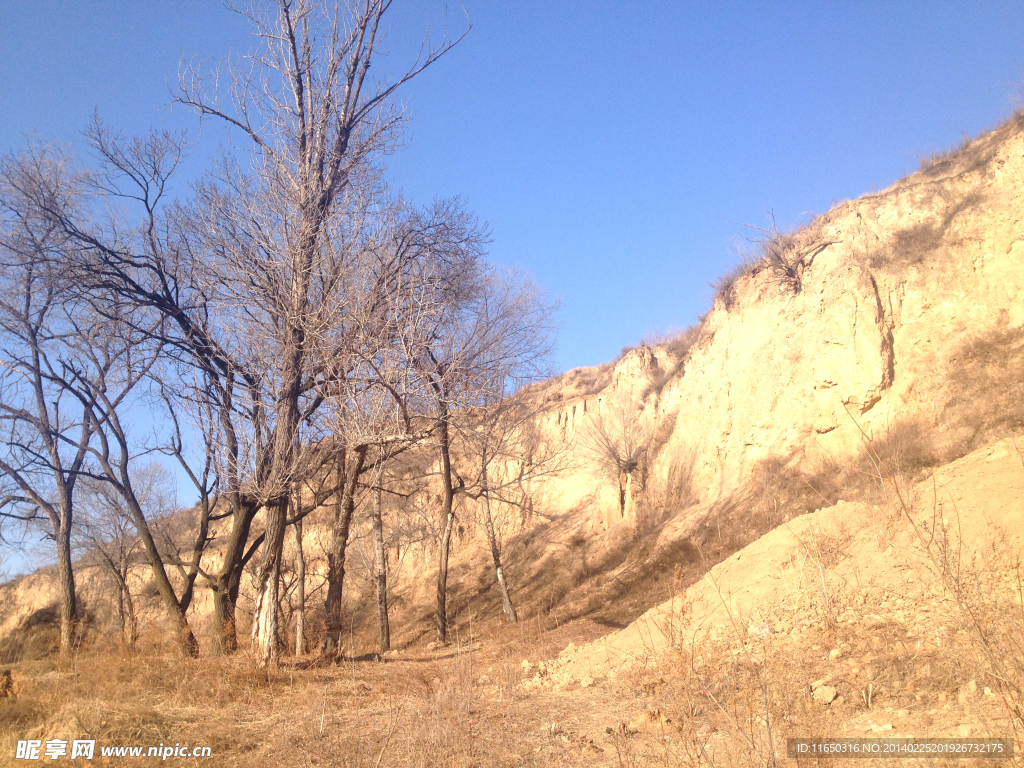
2, 113, 1024, 765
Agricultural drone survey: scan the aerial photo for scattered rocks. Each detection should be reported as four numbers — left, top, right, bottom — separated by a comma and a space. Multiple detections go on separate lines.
813, 685, 838, 704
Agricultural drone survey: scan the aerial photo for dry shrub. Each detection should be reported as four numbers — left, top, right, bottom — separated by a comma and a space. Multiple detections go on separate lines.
711, 257, 759, 310
635, 453, 698, 535
907, 510, 1024, 753
869, 189, 985, 270
638, 323, 708, 399
943, 323, 1024, 453
0, 606, 61, 664
918, 132, 974, 173
750, 455, 843, 528
750, 416, 942, 530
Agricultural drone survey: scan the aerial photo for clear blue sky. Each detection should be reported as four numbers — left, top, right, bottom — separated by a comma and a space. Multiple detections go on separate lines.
2, 1, 1023, 374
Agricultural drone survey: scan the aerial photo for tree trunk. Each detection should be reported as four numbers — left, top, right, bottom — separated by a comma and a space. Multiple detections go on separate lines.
54, 518, 77, 657
435, 410, 456, 644
123, 498, 199, 658
370, 484, 390, 654
294, 513, 306, 657
122, 576, 138, 651
115, 572, 126, 639
480, 461, 517, 623
252, 336, 306, 667
324, 445, 367, 657
211, 500, 256, 655
252, 498, 288, 666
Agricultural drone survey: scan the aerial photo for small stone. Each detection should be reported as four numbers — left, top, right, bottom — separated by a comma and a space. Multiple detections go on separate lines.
829, 648, 843, 660
968, 680, 978, 694
579, 675, 595, 689
985, 687, 995, 697
559, 642, 577, 657
869, 723, 893, 733
521, 660, 534, 673
814, 685, 838, 704
958, 725, 972, 738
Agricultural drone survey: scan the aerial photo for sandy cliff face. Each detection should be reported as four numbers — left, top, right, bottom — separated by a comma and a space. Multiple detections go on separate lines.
532, 116, 1024, 526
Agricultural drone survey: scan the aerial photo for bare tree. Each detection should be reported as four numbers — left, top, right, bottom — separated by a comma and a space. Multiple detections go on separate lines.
75, 464, 174, 650
416, 268, 555, 643
0, 140, 224, 657
580, 392, 661, 523
461, 390, 566, 624
173, 0, 467, 666
0, 148, 92, 655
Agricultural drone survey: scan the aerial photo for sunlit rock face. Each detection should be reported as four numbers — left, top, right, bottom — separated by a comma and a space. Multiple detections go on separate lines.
529, 116, 1024, 524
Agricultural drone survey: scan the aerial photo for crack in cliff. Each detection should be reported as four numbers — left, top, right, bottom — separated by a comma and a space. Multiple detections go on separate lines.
869, 274, 897, 391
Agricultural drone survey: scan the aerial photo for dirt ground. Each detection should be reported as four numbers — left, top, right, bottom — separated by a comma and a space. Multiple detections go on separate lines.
3, 438, 1024, 767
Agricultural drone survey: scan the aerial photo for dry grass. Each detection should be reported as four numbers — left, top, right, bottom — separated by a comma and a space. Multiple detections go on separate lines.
943, 323, 1024, 453
4, 438, 1024, 766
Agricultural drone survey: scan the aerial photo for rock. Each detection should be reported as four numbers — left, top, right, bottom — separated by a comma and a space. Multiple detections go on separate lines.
985, 687, 995, 697
813, 685, 838, 704
968, 679, 978, 694
628, 709, 674, 734
828, 648, 843, 660
958, 725, 972, 738
579, 675, 595, 689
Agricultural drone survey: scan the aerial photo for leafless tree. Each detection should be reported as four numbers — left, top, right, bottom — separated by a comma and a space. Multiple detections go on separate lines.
580, 392, 661, 523
0, 147, 90, 655
172, 0, 467, 666
416, 268, 555, 643
74, 464, 175, 650
460, 388, 566, 624
0, 141, 219, 658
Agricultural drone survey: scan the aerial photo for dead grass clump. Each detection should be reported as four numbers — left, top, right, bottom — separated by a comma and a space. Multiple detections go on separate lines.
638, 323, 708, 400
750, 455, 843, 528
943, 323, 1024, 453
854, 417, 942, 504
918, 132, 974, 173
712, 215, 838, 312
751, 416, 941, 517
0, 606, 62, 664
635, 453, 698, 535
711, 257, 758, 311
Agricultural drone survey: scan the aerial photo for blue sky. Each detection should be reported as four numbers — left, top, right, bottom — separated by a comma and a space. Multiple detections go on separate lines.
2, 1, 1023, 375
